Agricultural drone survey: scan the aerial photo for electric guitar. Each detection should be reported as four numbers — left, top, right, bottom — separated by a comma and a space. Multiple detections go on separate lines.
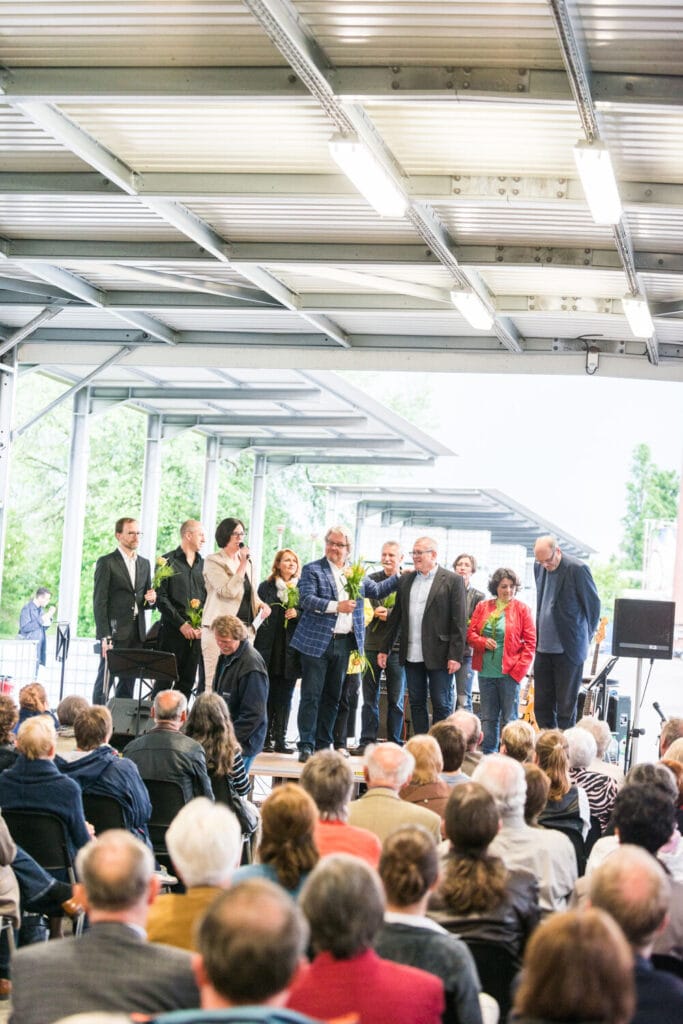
583, 616, 609, 716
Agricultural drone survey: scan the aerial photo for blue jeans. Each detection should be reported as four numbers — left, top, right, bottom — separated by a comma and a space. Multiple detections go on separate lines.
455, 655, 475, 712
298, 635, 355, 752
479, 674, 520, 754
360, 650, 405, 745
405, 663, 454, 736
241, 755, 255, 776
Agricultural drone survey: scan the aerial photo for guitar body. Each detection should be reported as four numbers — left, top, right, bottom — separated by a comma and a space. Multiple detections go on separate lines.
520, 676, 539, 732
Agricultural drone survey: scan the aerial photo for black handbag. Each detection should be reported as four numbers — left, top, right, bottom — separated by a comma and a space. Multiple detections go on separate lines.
225, 777, 259, 836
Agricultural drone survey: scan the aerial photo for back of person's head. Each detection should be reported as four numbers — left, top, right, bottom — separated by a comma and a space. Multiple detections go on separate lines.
364, 742, 414, 789
153, 689, 187, 722
535, 729, 570, 800
300, 854, 384, 959
429, 721, 466, 772
379, 825, 438, 908
300, 749, 353, 819
440, 782, 506, 914
472, 752, 526, 819
576, 715, 612, 758
588, 844, 670, 949
612, 782, 675, 853
564, 726, 597, 770
197, 879, 308, 1005
665, 737, 683, 764
75, 830, 154, 911
74, 706, 112, 751
406, 734, 443, 784
625, 761, 678, 801
449, 709, 482, 751
660, 758, 683, 805
500, 720, 536, 763
165, 797, 242, 888
660, 717, 683, 756
18, 682, 49, 712
258, 783, 318, 890
444, 781, 500, 855
16, 714, 55, 759
0, 695, 18, 744
184, 692, 239, 776
523, 763, 550, 824
513, 908, 634, 1024
57, 695, 89, 728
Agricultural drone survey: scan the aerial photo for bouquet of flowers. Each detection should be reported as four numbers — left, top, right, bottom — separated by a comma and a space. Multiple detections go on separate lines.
341, 558, 366, 600
152, 555, 175, 590
281, 582, 299, 628
186, 598, 203, 646
348, 648, 374, 680
371, 591, 396, 631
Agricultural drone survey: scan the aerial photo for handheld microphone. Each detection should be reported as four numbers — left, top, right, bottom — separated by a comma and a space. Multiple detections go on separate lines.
653, 701, 666, 723
238, 541, 251, 560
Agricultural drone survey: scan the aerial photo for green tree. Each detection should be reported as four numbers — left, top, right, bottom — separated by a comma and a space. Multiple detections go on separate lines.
620, 443, 679, 574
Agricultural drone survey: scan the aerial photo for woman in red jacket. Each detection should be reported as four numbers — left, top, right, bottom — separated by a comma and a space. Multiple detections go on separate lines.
467, 568, 536, 755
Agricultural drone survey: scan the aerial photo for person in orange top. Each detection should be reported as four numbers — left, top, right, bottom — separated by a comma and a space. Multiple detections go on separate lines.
300, 749, 381, 868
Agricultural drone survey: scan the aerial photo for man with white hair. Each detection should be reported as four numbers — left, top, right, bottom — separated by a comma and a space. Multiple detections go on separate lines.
347, 743, 441, 843
147, 797, 243, 950
473, 753, 577, 914
450, 709, 484, 776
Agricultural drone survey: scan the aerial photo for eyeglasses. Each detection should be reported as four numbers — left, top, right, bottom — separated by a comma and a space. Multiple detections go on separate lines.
231, 531, 245, 538
326, 540, 349, 549
411, 549, 434, 557
123, 531, 142, 536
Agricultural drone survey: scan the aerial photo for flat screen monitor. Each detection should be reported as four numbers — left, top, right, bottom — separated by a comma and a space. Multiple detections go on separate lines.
612, 598, 675, 660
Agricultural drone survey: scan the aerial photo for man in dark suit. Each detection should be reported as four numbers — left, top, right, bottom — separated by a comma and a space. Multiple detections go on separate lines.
92, 516, 156, 704
10, 829, 199, 1024
155, 519, 206, 698
533, 534, 600, 729
291, 525, 398, 764
379, 536, 467, 735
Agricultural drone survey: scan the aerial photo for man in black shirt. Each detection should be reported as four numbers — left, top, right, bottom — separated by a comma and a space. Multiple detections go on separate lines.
155, 520, 206, 698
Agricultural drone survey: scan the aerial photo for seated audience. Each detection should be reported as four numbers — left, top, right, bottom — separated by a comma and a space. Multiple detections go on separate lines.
147, 798, 242, 951
212, 614, 269, 773
184, 692, 251, 801
300, 749, 381, 867
15, 682, 59, 732
428, 781, 540, 964
565, 725, 618, 834
124, 690, 213, 802
11, 830, 199, 1024
500, 719, 536, 763
576, 714, 624, 785
449, 710, 484, 775
375, 825, 484, 1024
588, 845, 683, 1024
401, 734, 450, 825
287, 854, 445, 1024
0, 715, 91, 863
0, 696, 17, 772
535, 729, 590, 840
523, 762, 550, 824
59, 706, 152, 841
473, 754, 576, 915
429, 720, 469, 786
56, 695, 89, 757
660, 717, 683, 758
511, 908, 634, 1024
348, 743, 441, 843
231, 783, 318, 897
661, 757, 683, 833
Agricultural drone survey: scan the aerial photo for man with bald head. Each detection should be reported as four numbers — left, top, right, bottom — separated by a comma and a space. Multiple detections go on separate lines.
533, 534, 600, 729
347, 742, 441, 843
379, 536, 466, 735
155, 519, 207, 697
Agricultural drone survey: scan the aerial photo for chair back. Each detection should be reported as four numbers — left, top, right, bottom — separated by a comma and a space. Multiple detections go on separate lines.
541, 822, 587, 875
463, 938, 519, 1021
143, 779, 187, 860
82, 793, 127, 835
3, 809, 76, 881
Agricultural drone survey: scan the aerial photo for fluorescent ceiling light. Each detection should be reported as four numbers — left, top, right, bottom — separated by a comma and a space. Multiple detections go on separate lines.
573, 140, 623, 225
328, 135, 407, 218
622, 294, 655, 338
450, 289, 494, 330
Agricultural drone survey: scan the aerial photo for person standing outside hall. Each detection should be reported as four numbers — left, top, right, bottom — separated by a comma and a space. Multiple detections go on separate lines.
155, 520, 206, 698
355, 541, 406, 754
452, 554, 485, 712
92, 517, 156, 705
379, 537, 467, 736
533, 535, 600, 730
18, 587, 55, 677
291, 526, 399, 764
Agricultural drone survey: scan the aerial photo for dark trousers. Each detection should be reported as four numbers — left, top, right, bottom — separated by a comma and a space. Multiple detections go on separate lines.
298, 634, 355, 752
92, 647, 140, 704
333, 673, 361, 747
455, 655, 475, 712
359, 649, 405, 745
267, 673, 296, 741
534, 651, 584, 729
154, 626, 203, 699
405, 662, 455, 736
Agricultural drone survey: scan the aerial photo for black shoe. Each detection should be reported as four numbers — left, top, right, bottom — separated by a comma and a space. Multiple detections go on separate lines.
274, 740, 294, 754
351, 744, 367, 756
298, 748, 313, 764
262, 738, 275, 753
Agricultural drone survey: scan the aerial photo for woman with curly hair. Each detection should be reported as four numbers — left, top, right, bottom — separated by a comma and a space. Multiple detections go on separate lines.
467, 568, 536, 754
15, 682, 59, 732
184, 692, 250, 799
231, 782, 319, 897
535, 729, 590, 842
0, 696, 18, 772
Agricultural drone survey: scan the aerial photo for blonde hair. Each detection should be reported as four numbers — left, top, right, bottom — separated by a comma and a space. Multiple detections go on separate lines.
16, 715, 56, 759
535, 729, 571, 801
406, 734, 443, 784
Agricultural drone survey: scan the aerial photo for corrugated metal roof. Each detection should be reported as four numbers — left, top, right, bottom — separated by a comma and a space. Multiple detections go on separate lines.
0, 195, 181, 239
580, 0, 683, 75
0, 108, 90, 170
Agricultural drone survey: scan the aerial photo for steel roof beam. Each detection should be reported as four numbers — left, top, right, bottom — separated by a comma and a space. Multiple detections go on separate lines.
222, 435, 405, 450
160, 413, 367, 427
88, 385, 322, 402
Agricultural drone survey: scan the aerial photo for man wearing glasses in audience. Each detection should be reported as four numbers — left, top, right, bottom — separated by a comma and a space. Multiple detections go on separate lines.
378, 537, 467, 736
291, 526, 398, 764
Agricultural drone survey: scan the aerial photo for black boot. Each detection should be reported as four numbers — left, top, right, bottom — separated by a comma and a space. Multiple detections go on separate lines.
273, 706, 294, 754
262, 717, 275, 753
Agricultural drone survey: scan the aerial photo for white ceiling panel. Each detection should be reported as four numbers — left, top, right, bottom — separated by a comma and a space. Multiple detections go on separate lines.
0, 195, 181, 240
579, 1, 683, 75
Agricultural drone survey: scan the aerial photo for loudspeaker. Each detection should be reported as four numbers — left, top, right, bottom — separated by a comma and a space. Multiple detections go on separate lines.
607, 692, 631, 747
612, 598, 675, 660
107, 697, 154, 746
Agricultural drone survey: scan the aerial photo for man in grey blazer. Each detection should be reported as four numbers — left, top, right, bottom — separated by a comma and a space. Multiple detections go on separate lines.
379, 536, 467, 735
10, 830, 198, 1024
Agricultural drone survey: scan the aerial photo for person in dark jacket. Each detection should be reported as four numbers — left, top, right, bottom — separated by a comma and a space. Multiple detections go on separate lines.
254, 548, 301, 754
452, 554, 485, 713
213, 616, 268, 775
154, 520, 207, 699
58, 705, 152, 842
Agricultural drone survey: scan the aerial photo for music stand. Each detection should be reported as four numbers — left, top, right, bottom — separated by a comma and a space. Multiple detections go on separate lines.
55, 622, 71, 702
106, 648, 178, 739
584, 655, 619, 721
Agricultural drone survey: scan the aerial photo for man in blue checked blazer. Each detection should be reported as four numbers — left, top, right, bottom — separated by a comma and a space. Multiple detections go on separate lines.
291, 525, 398, 763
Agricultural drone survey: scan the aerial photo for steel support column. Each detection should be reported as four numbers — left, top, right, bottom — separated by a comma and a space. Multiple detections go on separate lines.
57, 388, 89, 629
249, 454, 268, 584
0, 349, 17, 599
140, 414, 163, 565
201, 436, 220, 550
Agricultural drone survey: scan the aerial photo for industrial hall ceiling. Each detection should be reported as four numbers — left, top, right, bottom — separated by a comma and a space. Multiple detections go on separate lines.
2, 1, 683, 384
